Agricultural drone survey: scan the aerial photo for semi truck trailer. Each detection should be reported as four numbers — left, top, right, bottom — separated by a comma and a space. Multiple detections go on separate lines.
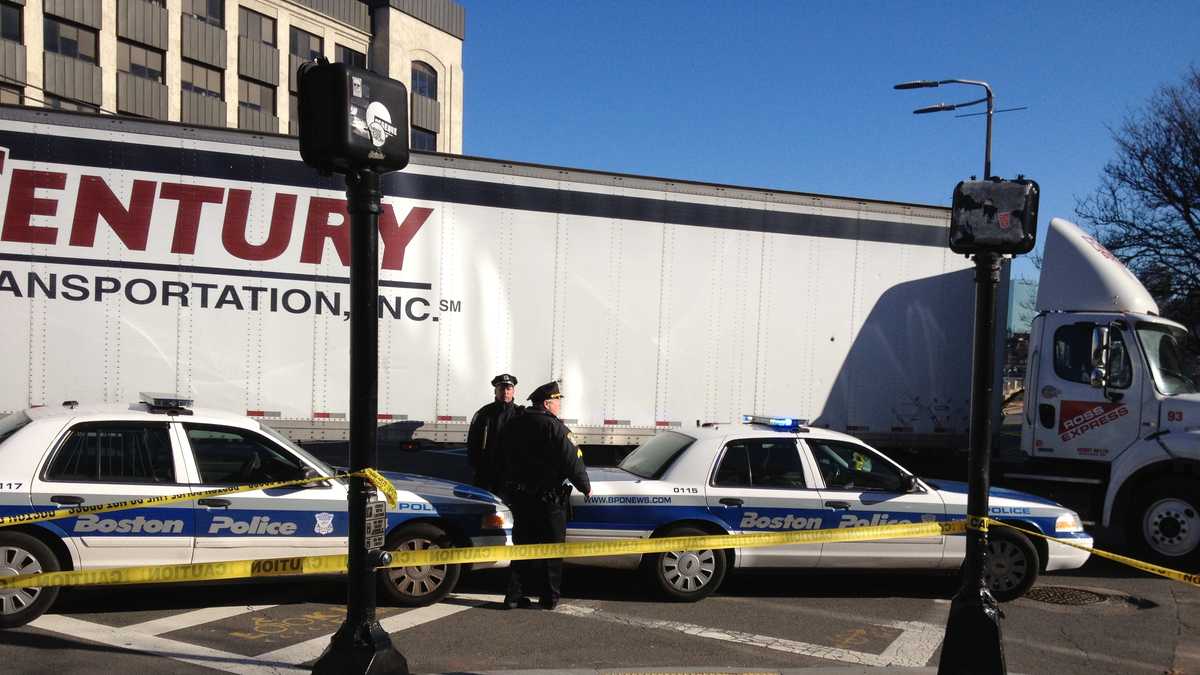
2, 106, 1195, 567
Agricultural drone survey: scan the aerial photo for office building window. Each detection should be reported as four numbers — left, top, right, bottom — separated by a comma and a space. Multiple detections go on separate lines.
411, 61, 436, 99
412, 127, 435, 151
0, 84, 21, 105
239, 7, 274, 46
289, 26, 321, 61
239, 77, 274, 115
182, 59, 222, 98
118, 40, 165, 82
183, 0, 223, 27
1, 1, 21, 42
44, 16, 98, 64
335, 44, 365, 69
46, 95, 98, 112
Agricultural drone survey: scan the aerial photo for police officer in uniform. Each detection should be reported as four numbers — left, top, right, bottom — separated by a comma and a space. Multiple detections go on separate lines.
498, 380, 590, 610
467, 373, 523, 492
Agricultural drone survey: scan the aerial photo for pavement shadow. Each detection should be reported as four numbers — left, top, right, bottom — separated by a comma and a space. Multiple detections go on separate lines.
52, 577, 346, 616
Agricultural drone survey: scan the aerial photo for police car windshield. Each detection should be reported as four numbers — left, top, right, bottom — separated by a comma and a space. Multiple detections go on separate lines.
259, 423, 340, 478
619, 431, 695, 479
0, 411, 31, 446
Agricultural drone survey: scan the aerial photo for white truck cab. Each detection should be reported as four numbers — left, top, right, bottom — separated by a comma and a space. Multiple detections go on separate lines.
1018, 218, 1200, 565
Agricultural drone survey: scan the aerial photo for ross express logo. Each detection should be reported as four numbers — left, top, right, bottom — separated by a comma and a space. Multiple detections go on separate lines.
1059, 400, 1129, 442
740, 512, 822, 530
74, 514, 185, 534
209, 515, 297, 535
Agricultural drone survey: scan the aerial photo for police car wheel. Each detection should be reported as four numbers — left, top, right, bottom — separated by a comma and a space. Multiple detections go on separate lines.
984, 528, 1039, 602
642, 526, 727, 602
377, 523, 461, 607
0, 532, 61, 629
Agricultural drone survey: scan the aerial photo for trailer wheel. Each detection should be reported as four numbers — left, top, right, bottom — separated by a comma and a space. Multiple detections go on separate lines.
1131, 477, 1200, 566
377, 523, 461, 606
984, 528, 1039, 602
641, 526, 727, 602
0, 532, 61, 629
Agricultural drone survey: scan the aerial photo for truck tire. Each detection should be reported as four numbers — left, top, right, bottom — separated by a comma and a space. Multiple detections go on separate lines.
0, 532, 61, 629
1131, 477, 1200, 566
984, 528, 1039, 602
377, 523, 461, 607
641, 526, 727, 602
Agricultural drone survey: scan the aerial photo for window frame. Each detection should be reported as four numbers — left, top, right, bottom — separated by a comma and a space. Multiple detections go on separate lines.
237, 75, 275, 115
804, 438, 912, 493
43, 15, 99, 64
181, 58, 224, 99
411, 60, 437, 100
1053, 322, 1133, 389
411, 126, 436, 151
335, 44, 365, 69
238, 7, 275, 47
288, 25, 322, 61
182, 423, 314, 486
709, 437, 810, 491
1, 0, 22, 43
183, 0, 224, 27
41, 421, 177, 485
118, 39, 165, 83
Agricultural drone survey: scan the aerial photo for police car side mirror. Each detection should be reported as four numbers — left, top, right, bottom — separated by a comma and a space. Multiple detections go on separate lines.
302, 467, 330, 488
899, 474, 918, 493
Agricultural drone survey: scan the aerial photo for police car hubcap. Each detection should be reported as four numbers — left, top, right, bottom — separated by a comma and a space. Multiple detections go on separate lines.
0, 546, 42, 615
662, 550, 716, 592
1144, 498, 1199, 557
387, 538, 447, 597
985, 540, 1027, 592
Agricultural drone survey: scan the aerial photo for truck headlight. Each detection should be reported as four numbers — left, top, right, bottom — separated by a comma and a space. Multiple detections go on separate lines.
482, 509, 513, 530
1055, 512, 1083, 533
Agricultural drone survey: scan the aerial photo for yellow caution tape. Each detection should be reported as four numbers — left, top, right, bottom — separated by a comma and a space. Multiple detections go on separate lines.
985, 517, 1200, 589
0, 472, 363, 529
0, 519, 964, 591
362, 468, 398, 507
967, 516, 988, 532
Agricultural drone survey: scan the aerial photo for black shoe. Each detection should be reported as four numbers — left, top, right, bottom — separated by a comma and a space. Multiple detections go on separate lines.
538, 596, 558, 610
503, 596, 531, 610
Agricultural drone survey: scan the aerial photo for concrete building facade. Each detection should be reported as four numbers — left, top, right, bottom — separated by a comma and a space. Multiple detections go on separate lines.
0, 0, 463, 153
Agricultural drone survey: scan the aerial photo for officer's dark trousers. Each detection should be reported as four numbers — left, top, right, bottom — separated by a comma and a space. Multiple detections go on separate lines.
505, 494, 567, 602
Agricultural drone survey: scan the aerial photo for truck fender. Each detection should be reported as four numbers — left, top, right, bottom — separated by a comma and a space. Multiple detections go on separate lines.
1105, 433, 1200, 526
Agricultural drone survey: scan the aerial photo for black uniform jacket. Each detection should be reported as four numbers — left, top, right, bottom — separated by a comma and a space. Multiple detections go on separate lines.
467, 400, 523, 479
498, 407, 591, 497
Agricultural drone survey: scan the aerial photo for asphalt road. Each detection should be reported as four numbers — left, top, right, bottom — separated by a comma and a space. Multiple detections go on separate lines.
3, 554, 1195, 674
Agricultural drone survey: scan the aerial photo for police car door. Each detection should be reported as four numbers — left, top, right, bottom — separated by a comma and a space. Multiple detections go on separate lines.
705, 436, 823, 567
178, 423, 349, 562
28, 420, 194, 567
806, 439, 945, 568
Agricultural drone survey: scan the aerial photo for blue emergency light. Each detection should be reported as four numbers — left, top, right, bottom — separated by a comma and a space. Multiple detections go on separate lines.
741, 414, 809, 431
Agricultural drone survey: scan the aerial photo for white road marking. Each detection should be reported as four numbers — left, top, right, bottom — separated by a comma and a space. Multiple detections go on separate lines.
553, 604, 942, 667
30, 614, 304, 675
256, 594, 497, 666
124, 605, 278, 635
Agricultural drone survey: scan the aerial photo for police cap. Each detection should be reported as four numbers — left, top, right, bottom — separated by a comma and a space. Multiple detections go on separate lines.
491, 373, 518, 387
528, 380, 563, 402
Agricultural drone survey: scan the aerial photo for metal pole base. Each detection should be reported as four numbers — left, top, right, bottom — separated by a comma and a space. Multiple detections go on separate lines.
937, 575, 1006, 674
312, 620, 409, 675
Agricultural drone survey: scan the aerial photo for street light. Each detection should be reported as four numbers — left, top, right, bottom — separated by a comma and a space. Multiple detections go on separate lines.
893, 78, 994, 179
895, 77, 1005, 675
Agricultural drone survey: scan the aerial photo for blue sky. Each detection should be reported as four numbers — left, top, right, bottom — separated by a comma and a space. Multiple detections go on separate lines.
457, 1, 1199, 281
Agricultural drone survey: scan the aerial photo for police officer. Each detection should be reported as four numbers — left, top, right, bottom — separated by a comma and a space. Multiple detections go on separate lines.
498, 380, 590, 610
467, 373, 523, 493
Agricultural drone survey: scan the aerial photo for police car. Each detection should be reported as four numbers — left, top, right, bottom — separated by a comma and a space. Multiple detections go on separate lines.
0, 395, 512, 628
567, 415, 1092, 602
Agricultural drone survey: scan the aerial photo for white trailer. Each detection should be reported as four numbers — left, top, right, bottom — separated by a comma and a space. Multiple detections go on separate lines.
0, 106, 980, 452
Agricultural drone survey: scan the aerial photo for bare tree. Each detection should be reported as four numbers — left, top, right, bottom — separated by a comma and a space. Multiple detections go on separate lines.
1076, 66, 1200, 330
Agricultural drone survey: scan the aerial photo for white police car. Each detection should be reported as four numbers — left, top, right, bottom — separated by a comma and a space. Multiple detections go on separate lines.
0, 395, 512, 628
568, 415, 1092, 602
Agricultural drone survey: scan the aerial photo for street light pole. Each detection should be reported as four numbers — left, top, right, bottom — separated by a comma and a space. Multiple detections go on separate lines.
895, 78, 1006, 675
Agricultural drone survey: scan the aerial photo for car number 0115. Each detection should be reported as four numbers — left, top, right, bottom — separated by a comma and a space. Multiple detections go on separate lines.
0, 482, 22, 490
673, 487, 698, 494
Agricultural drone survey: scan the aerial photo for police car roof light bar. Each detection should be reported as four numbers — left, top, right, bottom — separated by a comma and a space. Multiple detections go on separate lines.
139, 392, 194, 415
741, 414, 809, 432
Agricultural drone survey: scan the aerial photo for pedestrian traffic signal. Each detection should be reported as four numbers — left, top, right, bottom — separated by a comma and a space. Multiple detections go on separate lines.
950, 178, 1039, 255
297, 60, 410, 175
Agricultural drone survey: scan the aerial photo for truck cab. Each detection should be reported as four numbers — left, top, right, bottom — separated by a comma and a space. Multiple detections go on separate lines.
1017, 218, 1200, 566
